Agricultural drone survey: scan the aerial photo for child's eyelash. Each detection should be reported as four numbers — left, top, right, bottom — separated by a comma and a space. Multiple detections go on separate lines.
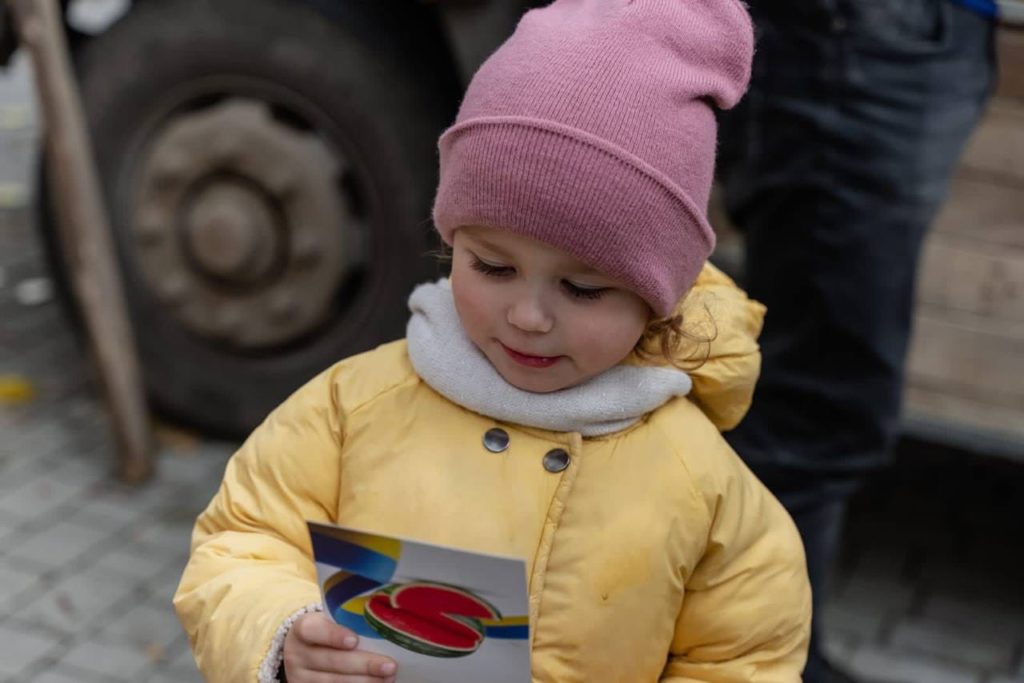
562, 281, 606, 300
470, 256, 513, 277
470, 254, 606, 300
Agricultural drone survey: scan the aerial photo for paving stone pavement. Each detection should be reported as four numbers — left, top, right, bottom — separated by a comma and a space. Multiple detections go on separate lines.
0, 45, 223, 679
2, 37, 1024, 683
0, 191, 230, 683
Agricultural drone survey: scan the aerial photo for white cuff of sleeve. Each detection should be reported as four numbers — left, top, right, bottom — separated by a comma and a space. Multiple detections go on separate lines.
257, 603, 325, 683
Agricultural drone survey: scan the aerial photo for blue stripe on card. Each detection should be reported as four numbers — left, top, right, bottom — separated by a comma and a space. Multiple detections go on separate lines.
310, 533, 398, 584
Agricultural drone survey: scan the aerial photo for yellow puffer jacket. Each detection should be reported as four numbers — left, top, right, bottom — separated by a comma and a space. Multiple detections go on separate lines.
174, 264, 811, 682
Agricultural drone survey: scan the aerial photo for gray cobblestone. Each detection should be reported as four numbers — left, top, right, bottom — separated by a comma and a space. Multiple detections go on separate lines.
167, 638, 198, 671
100, 601, 186, 655
0, 442, 62, 492
0, 562, 42, 613
0, 512, 18, 545
13, 565, 140, 636
30, 668, 107, 683
6, 519, 113, 567
0, 553, 54, 580
30, 668, 105, 683
73, 482, 178, 525
158, 482, 223, 521
148, 667, 203, 683
57, 638, 154, 681
91, 545, 178, 583
0, 623, 59, 678
49, 456, 113, 488
130, 518, 200, 563
63, 502, 138, 536
9, 420, 83, 464
0, 473, 96, 520
140, 562, 190, 607
161, 655, 204, 682
155, 447, 232, 488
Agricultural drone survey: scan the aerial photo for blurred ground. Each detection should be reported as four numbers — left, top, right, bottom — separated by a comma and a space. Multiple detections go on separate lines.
0, 48, 225, 683
1, 29, 1023, 683
827, 445, 1024, 683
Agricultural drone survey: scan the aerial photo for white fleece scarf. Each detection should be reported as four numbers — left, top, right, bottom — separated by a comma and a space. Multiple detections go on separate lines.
406, 280, 693, 436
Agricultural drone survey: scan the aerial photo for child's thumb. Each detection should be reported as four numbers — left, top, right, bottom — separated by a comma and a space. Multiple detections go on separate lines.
294, 612, 359, 650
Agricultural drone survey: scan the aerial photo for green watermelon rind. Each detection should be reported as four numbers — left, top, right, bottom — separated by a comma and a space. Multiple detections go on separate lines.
363, 582, 496, 658
364, 607, 476, 658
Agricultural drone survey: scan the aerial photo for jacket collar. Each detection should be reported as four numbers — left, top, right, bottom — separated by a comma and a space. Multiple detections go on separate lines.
406, 280, 692, 436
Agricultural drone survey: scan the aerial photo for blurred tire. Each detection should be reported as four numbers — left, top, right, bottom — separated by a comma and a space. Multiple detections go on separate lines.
38, 0, 457, 436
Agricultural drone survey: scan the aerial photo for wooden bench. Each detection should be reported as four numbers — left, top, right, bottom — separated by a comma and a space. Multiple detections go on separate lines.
903, 24, 1024, 458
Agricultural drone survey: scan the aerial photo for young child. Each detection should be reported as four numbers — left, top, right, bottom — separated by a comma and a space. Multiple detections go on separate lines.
175, 0, 812, 681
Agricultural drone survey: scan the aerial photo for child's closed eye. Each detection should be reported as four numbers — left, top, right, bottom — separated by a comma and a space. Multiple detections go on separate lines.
561, 281, 607, 300
469, 252, 607, 300
470, 254, 515, 277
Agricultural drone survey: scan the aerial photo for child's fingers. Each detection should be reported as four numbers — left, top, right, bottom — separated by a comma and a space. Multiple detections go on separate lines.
304, 646, 398, 678
299, 673, 395, 683
293, 612, 360, 650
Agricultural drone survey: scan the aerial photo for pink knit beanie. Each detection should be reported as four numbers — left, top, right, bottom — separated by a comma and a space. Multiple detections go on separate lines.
433, 0, 754, 316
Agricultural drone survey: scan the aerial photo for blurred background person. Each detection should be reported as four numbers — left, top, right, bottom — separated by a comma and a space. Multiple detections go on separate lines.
716, 1, 998, 681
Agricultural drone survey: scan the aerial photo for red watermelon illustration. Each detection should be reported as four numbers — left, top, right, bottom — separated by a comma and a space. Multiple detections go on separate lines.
363, 582, 501, 657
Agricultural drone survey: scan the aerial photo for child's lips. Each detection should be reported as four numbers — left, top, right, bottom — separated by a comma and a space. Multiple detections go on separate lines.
500, 342, 563, 369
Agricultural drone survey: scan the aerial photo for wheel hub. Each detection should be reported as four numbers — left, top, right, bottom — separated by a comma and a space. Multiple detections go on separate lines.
130, 98, 365, 349
183, 180, 280, 284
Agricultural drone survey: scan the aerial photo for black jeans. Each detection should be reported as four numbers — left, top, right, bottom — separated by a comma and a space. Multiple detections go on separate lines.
718, 1, 995, 680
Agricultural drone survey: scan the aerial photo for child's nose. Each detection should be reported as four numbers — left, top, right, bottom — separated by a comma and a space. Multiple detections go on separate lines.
507, 295, 554, 334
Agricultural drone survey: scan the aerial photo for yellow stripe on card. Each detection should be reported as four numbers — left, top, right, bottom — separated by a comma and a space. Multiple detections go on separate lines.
481, 615, 529, 627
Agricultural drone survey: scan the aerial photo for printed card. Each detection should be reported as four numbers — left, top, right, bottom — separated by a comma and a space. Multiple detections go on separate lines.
307, 522, 531, 683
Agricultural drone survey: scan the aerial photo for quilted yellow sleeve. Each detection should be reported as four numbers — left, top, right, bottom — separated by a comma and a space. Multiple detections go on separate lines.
662, 443, 811, 682
173, 368, 345, 682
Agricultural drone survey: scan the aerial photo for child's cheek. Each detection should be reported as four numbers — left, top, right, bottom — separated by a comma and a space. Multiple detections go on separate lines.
573, 304, 645, 369
451, 276, 493, 345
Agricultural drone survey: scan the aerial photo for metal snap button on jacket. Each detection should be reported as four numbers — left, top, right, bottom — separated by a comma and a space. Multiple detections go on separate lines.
543, 448, 570, 473
483, 428, 510, 453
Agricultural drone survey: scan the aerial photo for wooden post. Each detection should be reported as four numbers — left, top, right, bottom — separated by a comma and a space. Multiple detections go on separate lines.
7, 0, 154, 482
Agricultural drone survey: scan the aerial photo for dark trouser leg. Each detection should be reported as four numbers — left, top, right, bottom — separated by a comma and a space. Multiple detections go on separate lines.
718, 2, 995, 680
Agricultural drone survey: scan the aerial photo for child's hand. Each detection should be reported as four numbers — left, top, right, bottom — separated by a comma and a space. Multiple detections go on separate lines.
283, 612, 398, 682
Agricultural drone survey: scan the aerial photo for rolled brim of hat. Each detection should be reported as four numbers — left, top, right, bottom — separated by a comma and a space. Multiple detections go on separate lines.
432, 116, 715, 317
